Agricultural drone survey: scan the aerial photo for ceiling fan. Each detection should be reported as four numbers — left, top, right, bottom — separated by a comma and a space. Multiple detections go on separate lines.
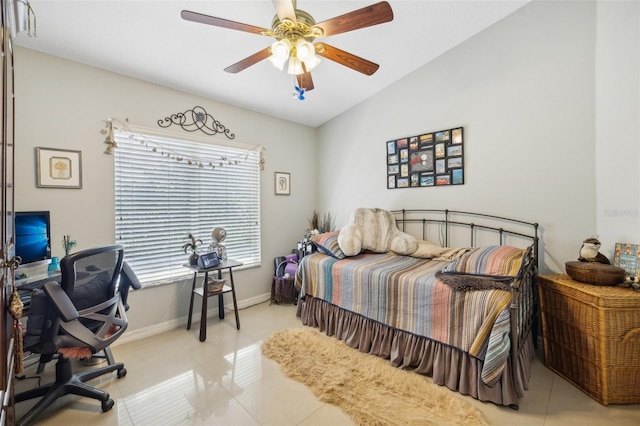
181, 1, 394, 92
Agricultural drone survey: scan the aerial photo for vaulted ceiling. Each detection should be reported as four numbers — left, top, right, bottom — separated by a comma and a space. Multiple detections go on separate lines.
15, 1, 529, 127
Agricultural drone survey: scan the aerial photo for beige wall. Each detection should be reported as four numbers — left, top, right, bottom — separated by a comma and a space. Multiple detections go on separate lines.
595, 0, 640, 249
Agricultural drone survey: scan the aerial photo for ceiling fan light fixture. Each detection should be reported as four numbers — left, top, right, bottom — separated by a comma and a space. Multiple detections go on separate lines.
291, 39, 319, 72
287, 57, 304, 75
268, 54, 287, 71
270, 39, 291, 60
294, 40, 313, 61
268, 39, 292, 70
302, 54, 320, 72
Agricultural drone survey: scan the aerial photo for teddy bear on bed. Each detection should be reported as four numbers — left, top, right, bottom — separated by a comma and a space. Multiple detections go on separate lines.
337, 208, 418, 256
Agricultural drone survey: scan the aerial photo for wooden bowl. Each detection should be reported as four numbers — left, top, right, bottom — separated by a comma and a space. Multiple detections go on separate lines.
565, 261, 625, 286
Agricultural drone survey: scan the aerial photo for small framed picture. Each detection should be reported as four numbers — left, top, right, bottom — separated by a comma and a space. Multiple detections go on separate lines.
387, 175, 396, 189
419, 133, 433, 147
452, 128, 463, 144
36, 147, 82, 189
436, 174, 451, 185
452, 169, 464, 184
386, 141, 396, 155
420, 174, 434, 186
613, 243, 640, 278
409, 137, 418, 151
447, 157, 463, 168
274, 172, 290, 195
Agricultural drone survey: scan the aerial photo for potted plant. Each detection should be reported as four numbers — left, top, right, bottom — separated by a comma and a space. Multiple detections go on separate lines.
182, 233, 203, 265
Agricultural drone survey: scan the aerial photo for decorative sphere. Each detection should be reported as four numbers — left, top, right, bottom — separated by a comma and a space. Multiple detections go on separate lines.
211, 227, 227, 243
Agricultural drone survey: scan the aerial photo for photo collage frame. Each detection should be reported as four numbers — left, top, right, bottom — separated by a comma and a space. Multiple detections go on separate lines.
386, 127, 464, 189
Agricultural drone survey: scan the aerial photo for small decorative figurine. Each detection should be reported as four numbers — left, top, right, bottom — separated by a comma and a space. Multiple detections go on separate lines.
182, 233, 203, 265
578, 237, 610, 264
209, 227, 227, 261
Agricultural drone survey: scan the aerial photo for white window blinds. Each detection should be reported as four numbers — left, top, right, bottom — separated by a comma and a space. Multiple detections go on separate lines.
114, 131, 261, 285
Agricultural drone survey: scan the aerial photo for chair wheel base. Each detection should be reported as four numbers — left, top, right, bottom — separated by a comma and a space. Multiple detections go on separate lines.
102, 398, 115, 412
117, 367, 127, 378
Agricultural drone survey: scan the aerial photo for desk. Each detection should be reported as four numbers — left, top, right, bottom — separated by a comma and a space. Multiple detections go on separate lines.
185, 259, 242, 341
16, 273, 61, 314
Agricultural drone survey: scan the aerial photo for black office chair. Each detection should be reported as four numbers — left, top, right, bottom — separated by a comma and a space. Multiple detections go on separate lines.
16, 245, 130, 426
33, 259, 142, 372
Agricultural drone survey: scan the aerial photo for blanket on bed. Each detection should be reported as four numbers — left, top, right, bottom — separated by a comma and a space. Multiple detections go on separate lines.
296, 252, 514, 386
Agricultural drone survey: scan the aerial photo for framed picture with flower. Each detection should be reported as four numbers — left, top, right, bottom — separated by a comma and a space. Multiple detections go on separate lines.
36, 147, 83, 189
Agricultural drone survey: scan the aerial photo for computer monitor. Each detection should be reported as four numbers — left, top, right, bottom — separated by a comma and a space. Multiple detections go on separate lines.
14, 211, 51, 269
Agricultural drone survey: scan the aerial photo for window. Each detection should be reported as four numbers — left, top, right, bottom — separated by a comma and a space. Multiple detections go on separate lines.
114, 130, 261, 285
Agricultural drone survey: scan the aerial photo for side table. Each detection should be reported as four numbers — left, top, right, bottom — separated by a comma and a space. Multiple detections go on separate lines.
538, 274, 640, 405
185, 259, 243, 341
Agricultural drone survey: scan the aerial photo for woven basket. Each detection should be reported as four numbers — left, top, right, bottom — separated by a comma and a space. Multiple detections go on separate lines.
565, 261, 625, 286
272, 276, 297, 304
539, 275, 640, 405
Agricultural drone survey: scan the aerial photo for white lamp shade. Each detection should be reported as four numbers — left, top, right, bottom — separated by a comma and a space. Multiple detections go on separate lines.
268, 55, 287, 71
287, 57, 304, 75
302, 55, 321, 72
271, 39, 291, 60
295, 40, 314, 61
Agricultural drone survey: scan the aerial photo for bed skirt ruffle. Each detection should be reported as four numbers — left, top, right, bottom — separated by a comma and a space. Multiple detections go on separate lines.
296, 295, 534, 408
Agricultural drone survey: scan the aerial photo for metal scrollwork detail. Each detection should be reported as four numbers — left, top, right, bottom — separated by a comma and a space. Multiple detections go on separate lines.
157, 106, 235, 139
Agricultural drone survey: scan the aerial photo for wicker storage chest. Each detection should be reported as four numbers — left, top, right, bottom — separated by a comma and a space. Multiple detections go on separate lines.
538, 275, 640, 405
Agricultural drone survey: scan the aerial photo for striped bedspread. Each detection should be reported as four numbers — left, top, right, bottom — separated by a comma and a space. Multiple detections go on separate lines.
296, 252, 514, 386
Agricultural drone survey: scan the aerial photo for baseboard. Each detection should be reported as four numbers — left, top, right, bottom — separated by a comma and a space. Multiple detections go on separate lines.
113, 292, 272, 347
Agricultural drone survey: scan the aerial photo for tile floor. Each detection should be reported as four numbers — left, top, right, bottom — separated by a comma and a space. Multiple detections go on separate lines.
14, 301, 640, 425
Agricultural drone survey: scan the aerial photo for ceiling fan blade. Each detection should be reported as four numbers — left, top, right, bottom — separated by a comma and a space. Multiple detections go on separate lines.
314, 1, 393, 37
314, 43, 379, 76
297, 71, 314, 91
181, 10, 268, 35
224, 47, 272, 73
272, 0, 297, 24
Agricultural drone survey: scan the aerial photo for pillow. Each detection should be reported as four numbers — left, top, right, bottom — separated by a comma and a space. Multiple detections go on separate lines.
337, 208, 417, 256
310, 231, 345, 259
441, 245, 526, 277
411, 240, 469, 261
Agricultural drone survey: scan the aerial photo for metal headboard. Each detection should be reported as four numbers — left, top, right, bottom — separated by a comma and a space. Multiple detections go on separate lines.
391, 209, 539, 265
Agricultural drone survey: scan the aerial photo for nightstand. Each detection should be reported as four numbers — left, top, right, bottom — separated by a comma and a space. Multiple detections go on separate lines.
185, 259, 242, 341
538, 274, 640, 405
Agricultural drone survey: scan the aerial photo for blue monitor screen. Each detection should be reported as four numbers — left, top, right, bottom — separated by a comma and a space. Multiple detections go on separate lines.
15, 211, 51, 266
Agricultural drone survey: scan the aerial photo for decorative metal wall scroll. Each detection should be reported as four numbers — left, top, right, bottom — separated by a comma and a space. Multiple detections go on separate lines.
386, 127, 464, 189
158, 105, 235, 139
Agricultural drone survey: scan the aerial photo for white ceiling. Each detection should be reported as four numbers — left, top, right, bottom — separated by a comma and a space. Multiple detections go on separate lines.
14, 0, 529, 128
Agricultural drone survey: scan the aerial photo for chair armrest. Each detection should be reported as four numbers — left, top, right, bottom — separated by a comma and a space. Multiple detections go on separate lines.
43, 282, 79, 322
121, 261, 142, 290
119, 261, 141, 311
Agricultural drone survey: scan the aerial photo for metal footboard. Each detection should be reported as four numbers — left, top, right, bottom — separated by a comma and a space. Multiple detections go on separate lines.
392, 208, 539, 404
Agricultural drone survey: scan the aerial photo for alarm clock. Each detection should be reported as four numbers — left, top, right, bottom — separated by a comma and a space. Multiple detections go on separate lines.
198, 252, 220, 269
